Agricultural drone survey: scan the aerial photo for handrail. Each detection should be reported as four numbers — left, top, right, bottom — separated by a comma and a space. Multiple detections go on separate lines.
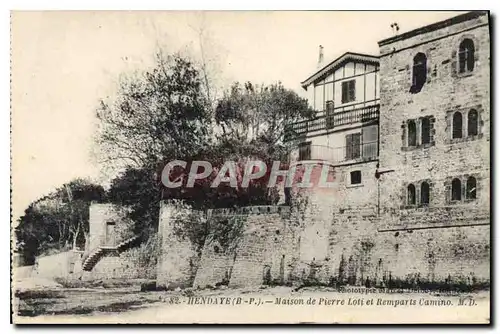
285, 104, 380, 141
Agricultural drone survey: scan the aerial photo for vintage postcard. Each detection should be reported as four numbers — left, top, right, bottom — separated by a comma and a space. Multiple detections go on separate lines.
11, 10, 491, 324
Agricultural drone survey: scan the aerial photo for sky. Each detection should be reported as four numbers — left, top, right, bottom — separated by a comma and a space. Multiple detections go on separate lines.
11, 10, 464, 221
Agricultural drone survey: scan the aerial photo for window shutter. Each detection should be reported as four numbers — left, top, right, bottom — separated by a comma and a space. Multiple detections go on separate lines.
353, 133, 361, 159
341, 81, 347, 103
346, 133, 361, 160
326, 101, 334, 129
362, 125, 378, 159
349, 80, 356, 102
345, 134, 353, 160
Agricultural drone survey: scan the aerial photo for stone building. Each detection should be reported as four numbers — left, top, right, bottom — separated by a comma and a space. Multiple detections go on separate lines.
78, 12, 490, 288
80, 204, 149, 279
286, 51, 380, 210
375, 11, 490, 281
281, 10, 490, 284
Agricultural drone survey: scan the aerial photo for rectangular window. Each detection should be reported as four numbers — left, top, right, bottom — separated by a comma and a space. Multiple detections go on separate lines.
298, 142, 311, 160
341, 80, 356, 104
350, 171, 362, 185
345, 133, 361, 160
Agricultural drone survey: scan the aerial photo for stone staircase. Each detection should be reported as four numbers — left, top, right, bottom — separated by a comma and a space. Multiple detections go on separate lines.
82, 235, 141, 271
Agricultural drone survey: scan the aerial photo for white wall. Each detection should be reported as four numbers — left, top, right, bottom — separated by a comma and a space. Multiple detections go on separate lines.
306, 61, 380, 113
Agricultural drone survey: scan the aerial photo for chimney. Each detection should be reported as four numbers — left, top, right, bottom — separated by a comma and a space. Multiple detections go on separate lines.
317, 45, 324, 68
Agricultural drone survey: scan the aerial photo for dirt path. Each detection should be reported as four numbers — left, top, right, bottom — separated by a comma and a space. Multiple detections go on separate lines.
14, 287, 490, 324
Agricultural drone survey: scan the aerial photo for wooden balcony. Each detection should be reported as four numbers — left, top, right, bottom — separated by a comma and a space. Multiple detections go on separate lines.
284, 104, 380, 141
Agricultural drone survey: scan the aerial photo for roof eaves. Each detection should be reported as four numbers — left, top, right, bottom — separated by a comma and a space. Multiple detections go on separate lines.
301, 52, 379, 89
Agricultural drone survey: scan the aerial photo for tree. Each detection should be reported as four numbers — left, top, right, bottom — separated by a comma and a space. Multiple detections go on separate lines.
215, 81, 314, 145
95, 52, 213, 171
208, 81, 314, 207
15, 179, 105, 264
98, 54, 314, 239
97, 51, 218, 236
107, 167, 162, 237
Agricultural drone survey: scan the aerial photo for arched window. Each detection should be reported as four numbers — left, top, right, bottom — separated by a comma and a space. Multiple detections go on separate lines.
421, 117, 431, 144
459, 39, 475, 73
452, 112, 463, 139
411, 53, 427, 92
466, 176, 477, 199
421, 182, 430, 206
408, 120, 417, 146
468, 109, 478, 136
407, 184, 416, 205
451, 178, 462, 201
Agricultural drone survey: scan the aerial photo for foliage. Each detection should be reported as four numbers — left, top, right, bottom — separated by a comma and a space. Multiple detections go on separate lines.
215, 81, 314, 145
99, 55, 314, 240
17, 51, 315, 264
95, 52, 213, 170
169, 200, 208, 255
206, 216, 245, 253
15, 179, 105, 264
121, 234, 159, 278
107, 166, 162, 236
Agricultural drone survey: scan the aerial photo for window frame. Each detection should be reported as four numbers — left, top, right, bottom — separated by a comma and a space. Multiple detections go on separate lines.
411, 52, 427, 93
407, 120, 417, 147
458, 38, 475, 74
325, 100, 335, 129
446, 107, 483, 144
403, 116, 435, 151
298, 141, 312, 161
345, 132, 361, 161
420, 181, 430, 206
421, 117, 431, 145
466, 176, 477, 200
407, 183, 416, 206
341, 79, 356, 104
350, 170, 362, 185
452, 111, 463, 139
467, 109, 479, 137
451, 178, 462, 201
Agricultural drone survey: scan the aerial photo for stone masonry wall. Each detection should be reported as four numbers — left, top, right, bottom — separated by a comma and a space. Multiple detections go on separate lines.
228, 209, 299, 288
82, 246, 157, 280
193, 206, 300, 289
88, 203, 135, 252
373, 12, 490, 284
291, 207, 489, 286
156, 201, 205, 289
378, 13, 490, 215
83, 203, 154, 280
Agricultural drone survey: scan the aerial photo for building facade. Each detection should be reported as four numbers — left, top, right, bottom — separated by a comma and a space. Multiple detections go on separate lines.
375, 11, 490, 281
377, 11, 490, 218
281, 11, 490, 283
75, 12, 490, 287
286, 52, 381, 210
